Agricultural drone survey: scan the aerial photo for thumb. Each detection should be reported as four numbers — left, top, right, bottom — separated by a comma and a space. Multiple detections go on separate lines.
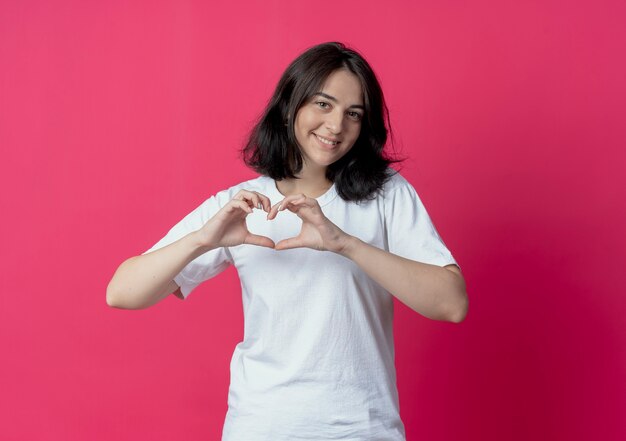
274, 237, 304, 251
244, 234, 276, 248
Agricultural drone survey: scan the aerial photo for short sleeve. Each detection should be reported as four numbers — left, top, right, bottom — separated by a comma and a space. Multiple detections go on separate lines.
142, 196, 233, 298
384, 177, 460, 269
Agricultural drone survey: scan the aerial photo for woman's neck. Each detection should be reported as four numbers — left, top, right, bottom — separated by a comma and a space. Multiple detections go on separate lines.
275, 166, 332, 199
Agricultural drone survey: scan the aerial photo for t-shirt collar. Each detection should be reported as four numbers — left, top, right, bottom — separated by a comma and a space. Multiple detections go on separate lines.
262, 176, 338, 208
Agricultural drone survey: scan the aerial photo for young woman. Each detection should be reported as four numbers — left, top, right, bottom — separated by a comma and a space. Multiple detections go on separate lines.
107, 42, 468, 441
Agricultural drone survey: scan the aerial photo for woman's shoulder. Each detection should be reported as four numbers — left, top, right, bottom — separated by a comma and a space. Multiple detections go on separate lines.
222, 174, 269, 193
209, 174, 273, 205
381, 168, 414, 195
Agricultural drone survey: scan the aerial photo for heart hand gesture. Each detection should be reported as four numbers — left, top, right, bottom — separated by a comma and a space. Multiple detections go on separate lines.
198, 190, 275, 249
267, 193, 351, 254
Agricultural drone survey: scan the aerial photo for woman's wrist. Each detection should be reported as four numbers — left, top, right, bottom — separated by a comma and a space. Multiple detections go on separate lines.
188, 229, 218, 255
335, 234, 361, 259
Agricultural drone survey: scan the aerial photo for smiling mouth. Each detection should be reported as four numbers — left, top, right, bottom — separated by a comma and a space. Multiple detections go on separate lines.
314, 133, 340, 146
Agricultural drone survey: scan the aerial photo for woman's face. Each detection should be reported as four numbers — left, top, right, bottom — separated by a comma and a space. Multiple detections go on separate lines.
294, 69, 364, 174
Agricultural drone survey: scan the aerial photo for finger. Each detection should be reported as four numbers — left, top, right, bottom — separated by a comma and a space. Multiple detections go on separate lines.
233, 192, 257, 210
244, 234, 275, 248
248, 192, 271, 212
268, 194, 307, 219
284, 197, 309, 208
282, 196, 316, 214
274, 237, 304, 251
268, 199, 290, 219
234, 189, 254, 202
226, 199, 253, 214
256, 193, 272, 212
249, 194, 262, 210
234, 190, 265, 211
267, 200, 284, 220
280, 194, 307, 209
248, 192, 272, 212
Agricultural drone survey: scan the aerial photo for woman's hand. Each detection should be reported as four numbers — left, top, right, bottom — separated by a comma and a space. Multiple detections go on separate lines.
198, 190, 275, 249
267, 193, 352, 254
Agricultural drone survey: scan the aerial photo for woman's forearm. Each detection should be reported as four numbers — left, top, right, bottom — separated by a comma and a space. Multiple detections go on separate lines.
338, 236, 468, 322
106, 231, 212, 310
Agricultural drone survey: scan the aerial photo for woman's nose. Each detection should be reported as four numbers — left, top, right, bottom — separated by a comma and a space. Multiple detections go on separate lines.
325, 111, 343, 135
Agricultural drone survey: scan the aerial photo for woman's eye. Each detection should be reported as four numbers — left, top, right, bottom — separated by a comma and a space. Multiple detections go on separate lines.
348, 111, 363, 121
316, 101, 329, 109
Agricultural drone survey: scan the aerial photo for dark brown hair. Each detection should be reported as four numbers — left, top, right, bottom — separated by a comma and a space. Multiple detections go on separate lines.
240, 42, 405, 202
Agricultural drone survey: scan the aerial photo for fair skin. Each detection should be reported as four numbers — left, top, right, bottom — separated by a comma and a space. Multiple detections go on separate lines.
107, 68, 467, 322
276, 69, 363, 197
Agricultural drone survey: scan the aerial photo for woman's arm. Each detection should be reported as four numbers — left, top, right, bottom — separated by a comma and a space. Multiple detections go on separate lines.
338, 236, 468, 323
268, 194, 468, 323
106, 231, 211, 310
107, 190, 275, 310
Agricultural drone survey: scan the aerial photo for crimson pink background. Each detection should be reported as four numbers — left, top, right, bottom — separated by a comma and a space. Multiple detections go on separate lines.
1, 1, 625, 440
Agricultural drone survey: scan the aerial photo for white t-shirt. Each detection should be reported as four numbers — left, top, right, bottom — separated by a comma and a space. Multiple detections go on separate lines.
144, 170, 459, 441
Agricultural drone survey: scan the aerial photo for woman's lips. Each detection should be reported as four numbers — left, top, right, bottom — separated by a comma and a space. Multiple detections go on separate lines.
313, 133, 340, 148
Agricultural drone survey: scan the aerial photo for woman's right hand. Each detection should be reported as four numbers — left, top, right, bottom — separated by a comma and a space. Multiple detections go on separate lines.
106, 190, 275, 310
197, 190, 275, 249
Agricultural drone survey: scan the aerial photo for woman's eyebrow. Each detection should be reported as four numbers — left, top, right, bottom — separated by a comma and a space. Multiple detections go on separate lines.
313, 92, 364, 110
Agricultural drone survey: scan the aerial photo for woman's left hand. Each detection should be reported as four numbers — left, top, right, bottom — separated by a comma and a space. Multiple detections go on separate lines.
267, 193, 352, 253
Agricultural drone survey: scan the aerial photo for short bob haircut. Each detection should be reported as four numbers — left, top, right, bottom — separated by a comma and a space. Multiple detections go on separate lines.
241, 41, 405, 203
